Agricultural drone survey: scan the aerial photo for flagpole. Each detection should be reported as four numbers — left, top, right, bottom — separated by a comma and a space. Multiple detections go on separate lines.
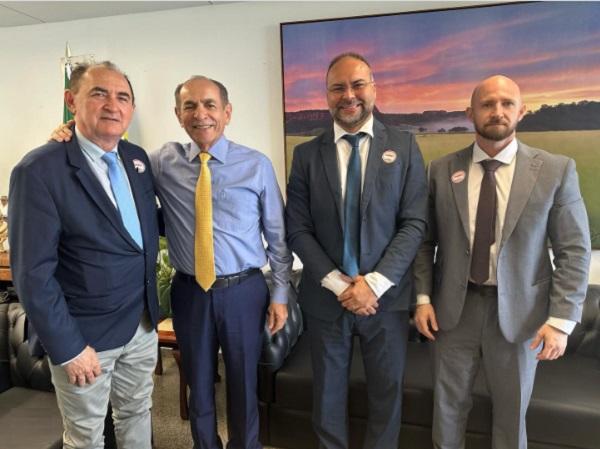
63, 42, 74, 124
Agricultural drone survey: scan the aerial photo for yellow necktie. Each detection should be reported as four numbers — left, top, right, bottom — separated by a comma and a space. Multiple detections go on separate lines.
195, 152, 216, 291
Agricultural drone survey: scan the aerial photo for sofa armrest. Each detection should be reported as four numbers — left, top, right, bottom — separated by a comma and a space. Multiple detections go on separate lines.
0, 302, 11, 393
259, 281, 303, 373
7, 302, 53, 391
567, 284, 600, 360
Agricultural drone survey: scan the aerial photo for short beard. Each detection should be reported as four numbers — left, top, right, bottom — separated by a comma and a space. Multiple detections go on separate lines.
474, 121, 517, 141
331, 101, 371, 130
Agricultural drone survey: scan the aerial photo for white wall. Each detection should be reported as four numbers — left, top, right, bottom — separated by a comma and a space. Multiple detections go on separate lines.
1, 0, 598, 283
0, 1, 482, 192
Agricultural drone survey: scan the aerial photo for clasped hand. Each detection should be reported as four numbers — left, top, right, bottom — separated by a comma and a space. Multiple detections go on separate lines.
337, 275, 378, 316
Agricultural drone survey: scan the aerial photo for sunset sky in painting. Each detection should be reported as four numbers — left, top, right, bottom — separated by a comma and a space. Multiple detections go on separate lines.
282, 2, 600, 114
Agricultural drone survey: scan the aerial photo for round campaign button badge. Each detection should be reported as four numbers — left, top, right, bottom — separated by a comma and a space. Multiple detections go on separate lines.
382, 150, 397, 164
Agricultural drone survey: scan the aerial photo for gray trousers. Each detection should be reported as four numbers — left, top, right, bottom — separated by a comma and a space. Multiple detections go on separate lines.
49, 314, 157, 449
432, 285, 539, 449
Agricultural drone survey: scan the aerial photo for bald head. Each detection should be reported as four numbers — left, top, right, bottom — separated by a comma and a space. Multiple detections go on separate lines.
467, 75, 527, 155
470, 75, 522, 108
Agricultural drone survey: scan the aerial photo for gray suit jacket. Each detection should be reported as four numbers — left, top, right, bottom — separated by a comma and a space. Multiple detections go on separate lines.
286, 119, 428, 321
414, 141, 591, 343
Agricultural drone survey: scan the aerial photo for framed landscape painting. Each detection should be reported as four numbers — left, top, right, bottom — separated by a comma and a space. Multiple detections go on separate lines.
281, 1, 600, 247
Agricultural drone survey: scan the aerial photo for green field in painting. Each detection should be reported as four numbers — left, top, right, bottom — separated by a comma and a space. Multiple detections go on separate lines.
285, 130, 600, 247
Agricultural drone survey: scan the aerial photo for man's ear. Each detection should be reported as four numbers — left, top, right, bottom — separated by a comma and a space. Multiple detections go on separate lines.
517, 103, 527, 122
465, 106, 473, 122
64, 90, 76, 114
224, 103, 232, 126
174, 106, 183, 127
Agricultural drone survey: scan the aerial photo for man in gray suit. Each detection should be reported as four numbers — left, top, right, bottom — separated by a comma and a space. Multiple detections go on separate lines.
286, 53, 428, 449
414, 75, 591, 449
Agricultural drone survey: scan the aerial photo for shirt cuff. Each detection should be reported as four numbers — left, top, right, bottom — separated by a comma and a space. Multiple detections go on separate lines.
60, 347, 86, 366
321, 269, 351, 297
416, 294, 431, 306
269, 284, 289, 305
546, 317, 577, 335
363, 272, 394, 299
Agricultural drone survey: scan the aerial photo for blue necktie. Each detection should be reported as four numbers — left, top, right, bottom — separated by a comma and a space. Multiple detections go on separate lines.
342, 133, 365, 277
102, 152, 144, 248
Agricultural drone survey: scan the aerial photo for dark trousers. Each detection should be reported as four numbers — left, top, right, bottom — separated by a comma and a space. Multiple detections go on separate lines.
171, 271, 269, 449
306, 310, 409, 449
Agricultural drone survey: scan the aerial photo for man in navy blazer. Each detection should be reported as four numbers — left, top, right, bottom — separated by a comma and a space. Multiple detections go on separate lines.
9, 62, 159, 449
286, 53, 428, 449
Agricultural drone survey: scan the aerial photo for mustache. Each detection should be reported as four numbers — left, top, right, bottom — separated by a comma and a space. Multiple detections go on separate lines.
485, 118, 508, 126
337, 99, 362, 108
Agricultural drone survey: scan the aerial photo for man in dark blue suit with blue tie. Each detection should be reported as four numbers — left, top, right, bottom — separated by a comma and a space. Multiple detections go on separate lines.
286, 53, 428, 449
9, 61, 159, 449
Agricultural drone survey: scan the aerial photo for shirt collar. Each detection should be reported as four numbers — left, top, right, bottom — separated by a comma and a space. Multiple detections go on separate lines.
333, 114, 375, 143
75, 126, 119, 161
188, 134, 228, 164
472, 137, 518, 165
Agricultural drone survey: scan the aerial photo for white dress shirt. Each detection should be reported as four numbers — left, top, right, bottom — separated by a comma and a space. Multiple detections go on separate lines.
320, 116, 394, 298
418, 139, 575, 334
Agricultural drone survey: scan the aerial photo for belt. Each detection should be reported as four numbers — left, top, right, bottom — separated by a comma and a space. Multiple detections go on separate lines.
175, 268, 261, 290
467, 281, 498, 296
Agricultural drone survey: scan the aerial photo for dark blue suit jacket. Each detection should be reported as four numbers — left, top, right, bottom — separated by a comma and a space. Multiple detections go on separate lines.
286, 119, 428, 321
8, 135, 159, 364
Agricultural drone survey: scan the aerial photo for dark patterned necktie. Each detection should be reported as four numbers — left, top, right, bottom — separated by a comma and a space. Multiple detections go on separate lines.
470, 159, 503, 284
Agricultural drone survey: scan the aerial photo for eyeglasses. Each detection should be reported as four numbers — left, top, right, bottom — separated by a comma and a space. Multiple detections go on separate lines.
327, 81, 375, 95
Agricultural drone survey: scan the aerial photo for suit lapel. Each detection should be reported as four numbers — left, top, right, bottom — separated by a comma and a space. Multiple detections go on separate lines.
360, 120, 385, 217
501, 143, 543, 246
66, 137, 139, 250
319, 130, 344, 226
450, 146, 472, 240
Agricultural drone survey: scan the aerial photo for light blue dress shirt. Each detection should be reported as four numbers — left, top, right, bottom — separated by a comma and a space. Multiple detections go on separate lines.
149, 135, 292, 303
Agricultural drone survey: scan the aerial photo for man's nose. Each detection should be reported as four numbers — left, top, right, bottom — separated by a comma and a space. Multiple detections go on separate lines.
103, 95, 118, 111
491, 103, 504, 116
193, 106, 207, 119
341, 85, 357, 100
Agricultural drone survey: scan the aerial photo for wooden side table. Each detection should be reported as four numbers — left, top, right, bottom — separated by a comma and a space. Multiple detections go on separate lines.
157, 318, 189, 420
0, 252, 11, 282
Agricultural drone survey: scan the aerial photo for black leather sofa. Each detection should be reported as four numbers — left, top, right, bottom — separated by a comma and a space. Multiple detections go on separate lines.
0, 301, 63, 449
0, 300, 116, 449
258, 283, 600, 449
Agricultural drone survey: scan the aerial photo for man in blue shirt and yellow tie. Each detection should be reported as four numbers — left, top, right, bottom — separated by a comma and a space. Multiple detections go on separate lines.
150, 76, 292, 449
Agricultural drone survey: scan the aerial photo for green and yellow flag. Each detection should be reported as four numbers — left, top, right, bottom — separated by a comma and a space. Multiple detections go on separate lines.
62, 43, 73, 123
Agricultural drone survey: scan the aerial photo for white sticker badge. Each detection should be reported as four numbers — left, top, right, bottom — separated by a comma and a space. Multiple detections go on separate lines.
133, 159, 146, 174
382, 150, 397, 164
451, 170, 466, 184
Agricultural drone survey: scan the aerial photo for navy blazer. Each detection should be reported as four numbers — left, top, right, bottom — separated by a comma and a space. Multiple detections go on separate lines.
8, 135, 159, 364
286, 119, 428, 321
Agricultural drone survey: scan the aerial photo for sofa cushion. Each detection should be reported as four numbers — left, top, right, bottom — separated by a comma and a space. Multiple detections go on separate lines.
274, 334, 313, 411
402, 341, 492, 433
528, 354, 600, 449
274, 334, 600, 448
0, 387, 62, 449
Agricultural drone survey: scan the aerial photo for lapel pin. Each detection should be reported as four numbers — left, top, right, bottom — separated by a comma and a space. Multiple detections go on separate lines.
451, 170, 466, 183
382, 150, 397, 164
133, 159, 146, 173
